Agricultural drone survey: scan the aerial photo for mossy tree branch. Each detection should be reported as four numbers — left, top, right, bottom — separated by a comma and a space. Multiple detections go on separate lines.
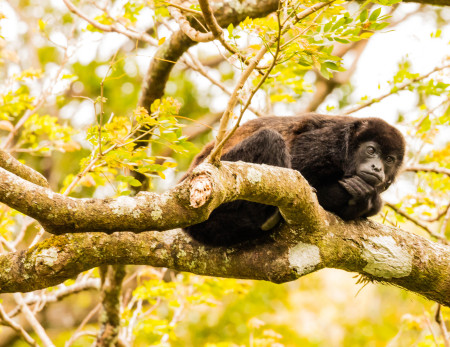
0, 208, 448, 305
0, 161, 321, 234
0, 161, 448, 306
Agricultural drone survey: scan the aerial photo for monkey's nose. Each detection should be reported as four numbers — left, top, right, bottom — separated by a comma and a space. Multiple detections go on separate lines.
372, 165, 382, 172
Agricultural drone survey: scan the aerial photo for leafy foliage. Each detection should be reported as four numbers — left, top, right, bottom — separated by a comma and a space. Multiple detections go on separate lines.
0, 0, 449, 346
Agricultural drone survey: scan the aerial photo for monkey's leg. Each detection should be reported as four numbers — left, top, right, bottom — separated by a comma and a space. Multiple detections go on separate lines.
185, 129, 290, 246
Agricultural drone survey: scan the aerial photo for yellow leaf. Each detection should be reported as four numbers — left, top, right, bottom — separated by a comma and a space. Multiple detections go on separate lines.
360, 32, 374, 39
38, 19, 46, 31
163, 161, 177, 168
158, 37, 166, 45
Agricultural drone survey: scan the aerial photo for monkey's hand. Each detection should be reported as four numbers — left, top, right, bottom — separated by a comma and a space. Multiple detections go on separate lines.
339, 176, 375, 206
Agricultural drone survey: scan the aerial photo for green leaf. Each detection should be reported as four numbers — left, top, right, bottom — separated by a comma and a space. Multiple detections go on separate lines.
322, 61, 341, 71
369, 8, 382, 22
129, 178, 142, 187
373, 22, 390, 31
331, 17, 346, 31
319, 65, 332, 80
323, 21, 333, 32
360, 9, 368, 22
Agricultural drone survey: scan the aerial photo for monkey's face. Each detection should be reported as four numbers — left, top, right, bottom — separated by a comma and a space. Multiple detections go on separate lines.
354, 141, 399, 189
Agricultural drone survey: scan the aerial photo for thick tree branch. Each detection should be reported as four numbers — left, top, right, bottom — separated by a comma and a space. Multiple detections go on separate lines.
0, 215, 448, 306
0, 161, 322, 235
0, 161, 448, 305
0, 150, 49, 188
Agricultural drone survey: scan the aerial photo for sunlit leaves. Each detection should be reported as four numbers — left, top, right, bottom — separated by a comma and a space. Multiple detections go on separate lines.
127, 274, 250, 344
78, 97, 194, 193
18, 114, 76, 154
0, 206, 17, 241
237, 3, 392, 106
122, 1, 145, 25
0, 87, 34, 120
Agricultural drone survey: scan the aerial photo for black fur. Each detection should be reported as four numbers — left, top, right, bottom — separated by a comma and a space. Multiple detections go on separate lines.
184, 114, 405, 246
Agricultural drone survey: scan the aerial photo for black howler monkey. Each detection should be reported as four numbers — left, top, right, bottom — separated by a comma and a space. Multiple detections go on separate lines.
184, 113, 405, 246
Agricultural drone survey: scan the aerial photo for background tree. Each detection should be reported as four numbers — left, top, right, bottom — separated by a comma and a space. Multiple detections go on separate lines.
0, 0, 449, 346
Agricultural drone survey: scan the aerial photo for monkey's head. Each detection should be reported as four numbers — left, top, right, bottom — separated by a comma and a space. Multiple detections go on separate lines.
347, 118, 405, 190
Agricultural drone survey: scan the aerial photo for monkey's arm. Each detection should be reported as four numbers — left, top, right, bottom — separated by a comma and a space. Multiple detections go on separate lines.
316, 176, 379, 220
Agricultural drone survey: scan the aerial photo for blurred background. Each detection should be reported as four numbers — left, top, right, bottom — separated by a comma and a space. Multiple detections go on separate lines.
0, 0, 449, 345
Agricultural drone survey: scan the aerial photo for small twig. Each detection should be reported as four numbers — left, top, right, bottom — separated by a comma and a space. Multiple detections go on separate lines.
436, 305, 450, 347
8, 279, 101, 318
29, 227, 46, 248
97, 54, 117, 157
440, 207, 450, 236
198, 0, 237, 54
62, 0, 157, 45
207, 43, 269, 163
420, 204, 450, 223
403, 165, 450, 177
13, 293, 55, 347
98, 88, 104, 156
168, 1, 264, 75
164, 2, 202, 15
215, 4, 284, 147
65, 304, 101, 347
168, 5, 215, 42
123, 299, 143, 344
342, 64, 450, 115
3, 49, 72, 150
160, 302, 185, 343
62, 155, 99, 195
0, 304, 39, 347
385, 202, 447, 242
424, 312, 439, 347
184, 53, 265, 117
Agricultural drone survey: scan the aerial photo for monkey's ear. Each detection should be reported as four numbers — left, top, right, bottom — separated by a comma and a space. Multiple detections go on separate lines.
353, 119, 370, 138
342, 120, 365, 161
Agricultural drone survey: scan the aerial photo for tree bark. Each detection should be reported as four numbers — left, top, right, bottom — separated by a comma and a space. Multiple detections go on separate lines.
0, 161, 448, 306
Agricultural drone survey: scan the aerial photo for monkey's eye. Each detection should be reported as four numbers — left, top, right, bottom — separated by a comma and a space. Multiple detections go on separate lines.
366, 146, 376, 155
385, 156, 395, 164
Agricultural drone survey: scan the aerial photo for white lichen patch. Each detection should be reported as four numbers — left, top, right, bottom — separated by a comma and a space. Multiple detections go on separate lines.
36, 247, 59, 267
151, 205, 163, 220
46, 191, 55, 200
160, 229, 178, 245
110, 196, 138, 216
362, 236, 412, 279
247, 167, 262, 184
132, 209, 141, 218
288, 242, 321, 276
